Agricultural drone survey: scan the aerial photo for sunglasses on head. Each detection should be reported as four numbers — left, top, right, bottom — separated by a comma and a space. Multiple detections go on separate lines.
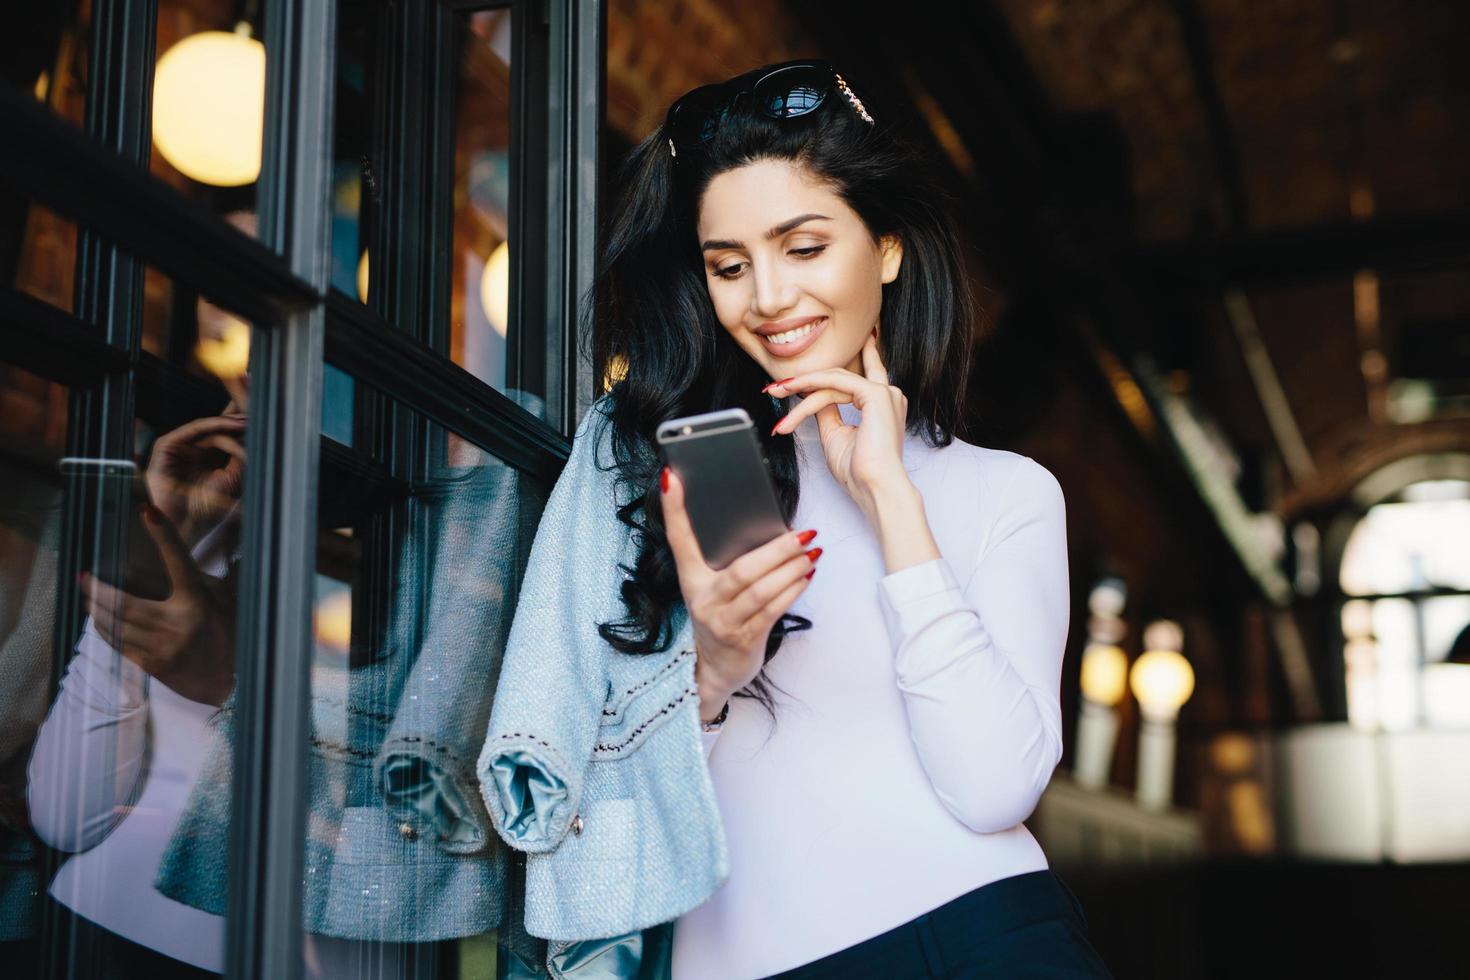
664, 59, 875, 162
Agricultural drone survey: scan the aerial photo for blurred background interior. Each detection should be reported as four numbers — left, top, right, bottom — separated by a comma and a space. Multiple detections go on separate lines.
2, 1, 1468, 978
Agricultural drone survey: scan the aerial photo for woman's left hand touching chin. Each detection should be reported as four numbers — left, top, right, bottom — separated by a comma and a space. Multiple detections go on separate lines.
764, 329, 941, 573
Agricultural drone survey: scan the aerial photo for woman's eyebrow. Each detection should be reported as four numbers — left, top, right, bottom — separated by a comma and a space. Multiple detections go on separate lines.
701, 213, 832, 251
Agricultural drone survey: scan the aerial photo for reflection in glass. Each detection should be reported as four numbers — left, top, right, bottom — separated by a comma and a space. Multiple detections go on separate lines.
0, 365, 67, 959
152, 26, 266, 188
294, 386, 550, 977
8, 205, 79, 313
12, 314, 252, 975
452, 10, 513, 390
151, 0, 266, 214
3, 4, 89, 130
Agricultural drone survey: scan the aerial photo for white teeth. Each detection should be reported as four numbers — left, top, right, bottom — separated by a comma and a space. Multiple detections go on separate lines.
766, 320, 821, 344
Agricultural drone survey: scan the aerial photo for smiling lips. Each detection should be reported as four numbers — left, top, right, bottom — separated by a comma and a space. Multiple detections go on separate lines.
759, 316, 827, 357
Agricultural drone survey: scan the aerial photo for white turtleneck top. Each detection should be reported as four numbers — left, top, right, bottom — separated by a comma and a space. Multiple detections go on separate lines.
671, 400, 1071, 979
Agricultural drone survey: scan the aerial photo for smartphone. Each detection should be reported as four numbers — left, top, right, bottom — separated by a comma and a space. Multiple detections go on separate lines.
58, 457, 174, 601
656, 408, 789, 570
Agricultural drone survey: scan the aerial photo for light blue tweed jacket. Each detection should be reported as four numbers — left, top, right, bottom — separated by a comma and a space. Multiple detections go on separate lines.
476, 389, 729, 969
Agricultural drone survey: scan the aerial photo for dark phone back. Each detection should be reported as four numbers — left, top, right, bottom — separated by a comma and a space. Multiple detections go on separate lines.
59, 458, 174, 601
657, 408, 788, 570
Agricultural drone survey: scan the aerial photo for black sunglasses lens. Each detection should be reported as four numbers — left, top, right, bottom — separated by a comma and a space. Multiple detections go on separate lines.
752, 65, 832, 119
669, 63, 837, 158
669, 86, 728, 148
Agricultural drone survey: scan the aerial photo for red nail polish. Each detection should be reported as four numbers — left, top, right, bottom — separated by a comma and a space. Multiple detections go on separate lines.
805, 547, 823, 562
143, 503, 162, 525
771, 416, 787, 436
797, 529, 817, 545
660, 466, 669, 494
804, 569, 816, 580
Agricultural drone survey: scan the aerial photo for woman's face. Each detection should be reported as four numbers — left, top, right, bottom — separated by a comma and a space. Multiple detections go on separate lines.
696, 158, 902, 381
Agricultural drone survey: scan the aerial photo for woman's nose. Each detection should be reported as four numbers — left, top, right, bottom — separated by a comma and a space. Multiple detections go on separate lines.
749, 259, 796, 318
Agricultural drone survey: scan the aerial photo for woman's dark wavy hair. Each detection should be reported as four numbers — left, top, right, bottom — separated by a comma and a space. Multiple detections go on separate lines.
584, 61, 978, 722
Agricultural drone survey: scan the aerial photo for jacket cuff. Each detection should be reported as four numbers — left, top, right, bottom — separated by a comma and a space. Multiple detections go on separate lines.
478, 734, 581, 854
376, 736, 495, 855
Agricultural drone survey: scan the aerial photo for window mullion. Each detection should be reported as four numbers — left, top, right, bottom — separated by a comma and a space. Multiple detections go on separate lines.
225, 3, 336, 980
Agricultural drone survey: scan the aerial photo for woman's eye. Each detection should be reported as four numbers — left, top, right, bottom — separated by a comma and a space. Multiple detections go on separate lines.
712, 246, 825, 281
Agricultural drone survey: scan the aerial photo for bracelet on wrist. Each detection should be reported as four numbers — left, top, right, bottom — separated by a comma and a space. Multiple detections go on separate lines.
701, 699, 730, 732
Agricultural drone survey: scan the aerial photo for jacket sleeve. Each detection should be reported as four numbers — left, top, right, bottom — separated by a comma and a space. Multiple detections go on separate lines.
476, 393, 623, 854
875, 456, 1069, 834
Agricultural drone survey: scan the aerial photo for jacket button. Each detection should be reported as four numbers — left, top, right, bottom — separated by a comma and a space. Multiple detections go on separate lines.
398, 822, 418, 841
570, 814, 584, 836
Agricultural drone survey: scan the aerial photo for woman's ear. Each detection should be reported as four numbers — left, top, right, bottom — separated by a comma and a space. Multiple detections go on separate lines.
879, 234, 903, 284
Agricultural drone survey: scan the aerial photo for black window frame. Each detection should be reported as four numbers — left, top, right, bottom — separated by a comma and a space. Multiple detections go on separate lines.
0, 0, 606, 976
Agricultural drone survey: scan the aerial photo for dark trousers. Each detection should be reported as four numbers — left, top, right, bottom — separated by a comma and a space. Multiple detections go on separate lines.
766, 869, 1114, 979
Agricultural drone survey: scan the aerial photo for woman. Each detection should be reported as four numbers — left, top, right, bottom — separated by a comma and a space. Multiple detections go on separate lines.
581, 59, 1112, 978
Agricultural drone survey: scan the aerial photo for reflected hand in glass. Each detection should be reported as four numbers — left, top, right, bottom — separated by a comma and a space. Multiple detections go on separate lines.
144, 411, 247, 549
77, 501, 237, 707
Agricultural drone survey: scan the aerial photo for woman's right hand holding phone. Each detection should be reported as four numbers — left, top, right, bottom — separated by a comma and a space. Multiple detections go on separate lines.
660, 465, 821, 724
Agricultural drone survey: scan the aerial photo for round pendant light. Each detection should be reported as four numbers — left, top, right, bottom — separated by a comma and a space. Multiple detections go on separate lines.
152, 26, 265, 187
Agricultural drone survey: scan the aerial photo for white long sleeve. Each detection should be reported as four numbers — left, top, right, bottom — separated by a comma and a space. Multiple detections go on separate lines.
672, 403, 1067, 980
24, 513, 240, 973
876, 456, 1069, 834
27, 619, 151, 852
27, 514, 237, 853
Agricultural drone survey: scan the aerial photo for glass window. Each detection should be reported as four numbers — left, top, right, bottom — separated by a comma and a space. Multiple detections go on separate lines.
3, 5, 90, 131
0, 364, 67, 970
152, 0, 267, 229
4, 1, 587, 974
8, 205, 79, 314
3, 309, 256, 975
1339, 477, 1470, 731
451, 9, 514, 391
299, 380, 551, 978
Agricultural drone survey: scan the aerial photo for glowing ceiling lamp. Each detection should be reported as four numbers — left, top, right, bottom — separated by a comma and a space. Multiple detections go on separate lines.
1074, 577, 1130, 790
1130, 620, 1194, 811
195, 315, 251, 379
479, 240, 510, 338
152, 25, 265, 187
314, 589, 353, 653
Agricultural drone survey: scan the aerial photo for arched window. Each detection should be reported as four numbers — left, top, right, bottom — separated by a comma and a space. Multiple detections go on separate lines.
1337, 472, 1470, 730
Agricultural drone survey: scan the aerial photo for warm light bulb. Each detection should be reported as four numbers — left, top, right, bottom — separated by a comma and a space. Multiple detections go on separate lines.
1080, 643, 1129, 706
479, 240, 510, 337
195, 315, 251, 379
357, 250, 370, 303
1130, 648, 1195, 721
314, 589, 352, 652
152, 28, 265, 186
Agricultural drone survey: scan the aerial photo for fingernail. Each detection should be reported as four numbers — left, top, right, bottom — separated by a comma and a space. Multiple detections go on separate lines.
660, 466, 669, 494
805, 547, 823, 562
761, 377, 795, 393
75, 571, 87, 585
143, 503, 161, 525
804, 568, 816, 580
797, 529, 817, 545
771, 416, 787, 436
